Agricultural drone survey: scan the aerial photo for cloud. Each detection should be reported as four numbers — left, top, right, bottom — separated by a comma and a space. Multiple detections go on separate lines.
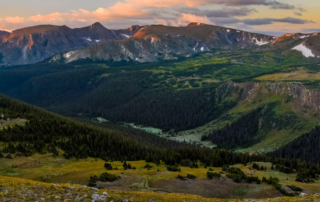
243, 17, 313, 25
127, 0, 296, 10
28, 2, 154, 24
176, 7, 257, 18
294, 12, 302, 16
297, 7, 306, 12
155, 13, 211, 26
5, 16, 25, 24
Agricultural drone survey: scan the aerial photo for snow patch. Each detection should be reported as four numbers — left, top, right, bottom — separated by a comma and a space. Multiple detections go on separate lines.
95, 40, 101, 43
300, 35, 308, 39
193, 43, 199, 51
201, 47, 204, 51
121, 34, 131, 38
226, 29, 230, 33
292, 43, 315, 58
254, 38, 269, 46
236, 30, 240, 33
65, 53, 71, 58
256, 40, 269, 46
84, 37, 92, 42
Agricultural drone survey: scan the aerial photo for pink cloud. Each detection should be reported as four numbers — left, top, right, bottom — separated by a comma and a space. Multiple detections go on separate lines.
126, 0, 207, 7
27, 2, 151, 24
5, 16, 25, 24
155, 13, 211, 26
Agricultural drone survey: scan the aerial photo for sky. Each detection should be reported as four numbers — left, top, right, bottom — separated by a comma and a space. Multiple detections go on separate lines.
0, 0, 319, 36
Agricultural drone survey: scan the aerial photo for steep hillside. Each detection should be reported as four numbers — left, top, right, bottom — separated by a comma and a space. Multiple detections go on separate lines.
0, 23, 142, 66
49, 23, 275, 64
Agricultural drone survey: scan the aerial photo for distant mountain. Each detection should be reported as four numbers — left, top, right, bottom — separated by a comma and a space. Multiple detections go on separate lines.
271, 32, 320, 58
0, 30, 10, 37
0, 23, 143, 66
50, 22, 276, 64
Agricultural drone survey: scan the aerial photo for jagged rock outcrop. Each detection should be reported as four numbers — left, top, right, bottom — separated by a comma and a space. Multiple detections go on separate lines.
240, 82, 320, 111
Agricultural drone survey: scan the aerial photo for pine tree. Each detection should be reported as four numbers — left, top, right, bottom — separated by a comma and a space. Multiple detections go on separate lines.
123, 161, 127, 170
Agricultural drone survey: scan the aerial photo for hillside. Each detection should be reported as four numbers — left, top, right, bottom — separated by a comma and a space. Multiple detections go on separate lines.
0, 23, 142, 66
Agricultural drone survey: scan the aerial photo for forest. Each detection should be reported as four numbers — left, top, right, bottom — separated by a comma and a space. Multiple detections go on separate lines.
268, 126, 320, 164
202, 107, 264, 149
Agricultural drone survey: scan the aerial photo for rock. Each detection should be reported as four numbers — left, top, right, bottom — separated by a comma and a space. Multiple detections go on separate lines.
92, 194, 106, 201
91, 187, 99, 192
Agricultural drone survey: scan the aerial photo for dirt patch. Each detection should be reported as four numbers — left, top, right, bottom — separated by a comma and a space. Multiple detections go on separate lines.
15, 160, 42, 169
150, 177, 283, 199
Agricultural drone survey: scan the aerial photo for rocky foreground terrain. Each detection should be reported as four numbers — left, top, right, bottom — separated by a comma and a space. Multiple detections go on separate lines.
0, 176, 319, 202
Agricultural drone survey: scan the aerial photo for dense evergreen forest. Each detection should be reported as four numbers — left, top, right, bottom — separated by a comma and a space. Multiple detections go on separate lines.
202, 107, 264, 149
269, 126, 320, 164
0, 62, 241, 132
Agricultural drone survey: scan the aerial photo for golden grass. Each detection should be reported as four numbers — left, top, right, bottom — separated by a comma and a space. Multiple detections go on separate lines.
255, 68, 320, 81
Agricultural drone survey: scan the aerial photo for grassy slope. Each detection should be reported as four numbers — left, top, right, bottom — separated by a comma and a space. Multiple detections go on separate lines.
1, 176, 318, 202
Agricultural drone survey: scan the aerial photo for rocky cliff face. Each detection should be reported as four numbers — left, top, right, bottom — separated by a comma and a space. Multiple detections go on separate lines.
0, 23, 143, 66
240, 82, 320, 111
49, 23, 275, 64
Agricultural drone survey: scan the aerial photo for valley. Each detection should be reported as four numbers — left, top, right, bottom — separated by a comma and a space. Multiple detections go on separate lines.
1, 21, 320, 201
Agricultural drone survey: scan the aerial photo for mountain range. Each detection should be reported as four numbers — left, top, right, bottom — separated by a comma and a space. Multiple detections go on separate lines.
1, 22, 319, 67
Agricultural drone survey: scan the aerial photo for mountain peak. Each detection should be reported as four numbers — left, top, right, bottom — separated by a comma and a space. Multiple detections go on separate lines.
9, 25, 70, 38
90, 22, 107, 30
187, 22, 207, 27
127, 25, 142, 31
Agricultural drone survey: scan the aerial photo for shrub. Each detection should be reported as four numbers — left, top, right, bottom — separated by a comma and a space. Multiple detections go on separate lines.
207, 172, 221, 179
287, 185, 303, 192
144, 163, 153, 170
177, 175, 186, 180
99, 172, 118, 182
167, 164, 181, 172
187, 174, 197, 179
104, 163, 113, 170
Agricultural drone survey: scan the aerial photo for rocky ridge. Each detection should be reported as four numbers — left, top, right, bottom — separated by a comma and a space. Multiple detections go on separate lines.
50, 23, 275, 64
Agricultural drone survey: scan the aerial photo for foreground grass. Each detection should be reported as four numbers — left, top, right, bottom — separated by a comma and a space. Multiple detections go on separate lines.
0, 176, 319, 202
1, 154, 320, 198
